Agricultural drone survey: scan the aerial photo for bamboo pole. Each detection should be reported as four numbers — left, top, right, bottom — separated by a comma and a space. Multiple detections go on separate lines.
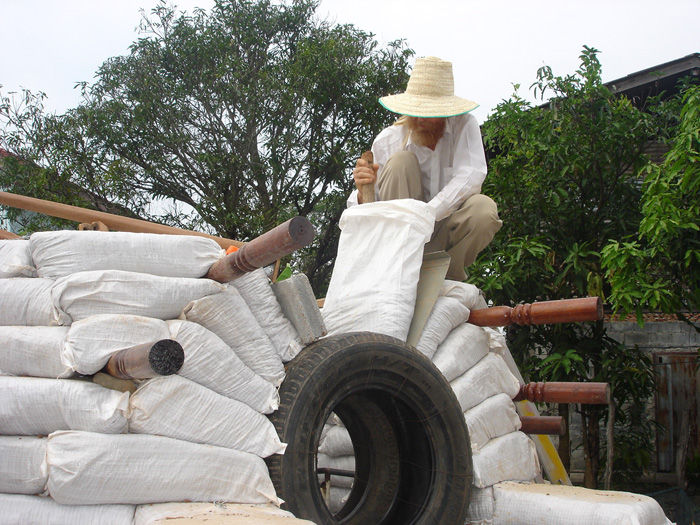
0, 190, 243, 249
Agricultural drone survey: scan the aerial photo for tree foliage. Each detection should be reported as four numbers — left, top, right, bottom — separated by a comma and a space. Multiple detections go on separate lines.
475, 46, 661, 486
0, 0, 412, 293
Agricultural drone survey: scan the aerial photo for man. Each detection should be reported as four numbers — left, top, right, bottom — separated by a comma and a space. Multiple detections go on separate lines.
349, 56, 502, 281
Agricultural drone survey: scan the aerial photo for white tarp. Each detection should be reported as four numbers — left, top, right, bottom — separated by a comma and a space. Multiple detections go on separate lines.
46, 431, 280, 506
30, 230, 224, 279
129, 375, 286, 457
492, 481, 672, 525
322, 200, 435, 342
450, 353, 520, 412
0, 278, 56, 326
415, 296, 469, 358
232, 269, 301, 362
432, 322, 490, 382
471, 432, 540, 488
183, 287, 285, 386
0, 436, 48, 494
52, 269, 225, 323
0, 493, 135, 525
465, 393, 522, 453
0, 326, 72, 378
0, 239, 36, 278
0, 376, 128, 435
167, 320, 279, 414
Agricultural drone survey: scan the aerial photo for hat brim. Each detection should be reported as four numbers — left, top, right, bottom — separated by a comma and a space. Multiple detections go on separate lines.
378, 93, 478, 118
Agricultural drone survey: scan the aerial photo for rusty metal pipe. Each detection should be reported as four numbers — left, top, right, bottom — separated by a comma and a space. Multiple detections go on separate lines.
467, 297, 603, 327
206, 216, 315, 283
514, 382, 610, 405
520, 415, 566, 436
103, 339, 185, 380
0, 190, 243, 249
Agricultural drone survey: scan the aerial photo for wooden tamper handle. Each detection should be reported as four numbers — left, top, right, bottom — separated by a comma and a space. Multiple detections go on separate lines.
359, 151, 376, 204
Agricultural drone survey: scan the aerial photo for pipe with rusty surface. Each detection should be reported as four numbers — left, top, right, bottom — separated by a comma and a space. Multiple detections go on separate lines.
206, 216, 315, 283
103, 339, 185, 380
514, 381, 610, 405
467, 297, 603, 327
0, 190, 243, 249
519, 415, 566, 436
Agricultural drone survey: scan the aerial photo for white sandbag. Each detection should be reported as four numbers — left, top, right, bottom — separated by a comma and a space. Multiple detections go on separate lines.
134, 502, 314, 525
450, 353, 520, 412
52, 269, 225, 323
318, 424, 353, 457
325, 487, 352, 515
439, 280, 482, 310
183, 287, 285, 386
167, 320, 279, 414
46, 431, 280, 505
415, 296, 469, 358
492, 481, 672, 525
317, 454, 355, 489
485, 327, 509, 359
0, 278, 57, 325
465, 393, 522, 453
322, 200, 435, 342
0, 376, 128, 435
0, 493, 135, 525
0, 239, 36, 278
64, 314, 170, 374
0, 436, 47, 494
0, 326, 72, 378
232, 269, 301, 362
466, 486, 494, 525
432, 323, 489, 382
30, 230, 224, 279
472, 432, 540, 488
129, 375, 285, 457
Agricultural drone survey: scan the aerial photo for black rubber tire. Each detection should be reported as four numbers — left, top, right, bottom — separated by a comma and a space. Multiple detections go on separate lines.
266, 332, 472, 525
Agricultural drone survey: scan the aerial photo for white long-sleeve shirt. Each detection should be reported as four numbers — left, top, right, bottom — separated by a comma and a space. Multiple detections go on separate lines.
347, 112, 487, 221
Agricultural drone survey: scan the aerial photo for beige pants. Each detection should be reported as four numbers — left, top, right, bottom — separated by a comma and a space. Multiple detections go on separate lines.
378, 150, 502, 281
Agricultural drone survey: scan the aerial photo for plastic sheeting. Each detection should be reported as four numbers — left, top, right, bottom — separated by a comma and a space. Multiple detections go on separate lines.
30, 230, 223, 279
46, 431, 281, 506
52, 269, 225, 323
129, 375, 285, 457
183, 287, 285, 386
0, 436, 47, 494
232, 269, 301, 362
0, 377, 128, 435
0, 326, 72, 378
322, 200, 435, 342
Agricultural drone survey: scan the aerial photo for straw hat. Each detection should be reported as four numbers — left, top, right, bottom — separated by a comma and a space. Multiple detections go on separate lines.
379, 56, 478, 118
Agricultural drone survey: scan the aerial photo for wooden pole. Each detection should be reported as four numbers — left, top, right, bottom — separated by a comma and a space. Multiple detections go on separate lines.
0, 190, 243, 249
520, 415, 566, 436
468, 297, 603, 327
103, 339, 184, 380
206, 216, 315, 283
514, 382, 610, 405
0, 229, 21, 240
359, 151, 376, 204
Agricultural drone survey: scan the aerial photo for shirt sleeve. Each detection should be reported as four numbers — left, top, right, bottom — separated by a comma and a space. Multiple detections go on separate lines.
427, 114, 487, 221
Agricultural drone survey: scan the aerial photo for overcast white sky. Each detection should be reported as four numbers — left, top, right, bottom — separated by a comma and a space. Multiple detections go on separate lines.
2, 0, 698, 124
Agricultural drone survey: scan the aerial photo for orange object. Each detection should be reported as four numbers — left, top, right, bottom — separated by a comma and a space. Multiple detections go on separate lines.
226, 245, 239, 255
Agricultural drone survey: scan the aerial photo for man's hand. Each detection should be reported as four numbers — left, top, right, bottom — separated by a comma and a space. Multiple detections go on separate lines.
353, 157, 378, 204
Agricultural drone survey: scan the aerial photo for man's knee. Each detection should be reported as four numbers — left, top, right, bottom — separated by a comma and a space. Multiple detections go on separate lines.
461, 194, 502, 235
378, 151, 423, 200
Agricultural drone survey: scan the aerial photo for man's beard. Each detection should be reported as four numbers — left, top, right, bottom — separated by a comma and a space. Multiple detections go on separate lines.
407, 117, 446, 147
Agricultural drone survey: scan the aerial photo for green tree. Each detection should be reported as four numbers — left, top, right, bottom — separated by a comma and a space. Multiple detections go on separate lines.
0, 0, 412, 293
474, 46, 658, 487
601, 84, 700, 326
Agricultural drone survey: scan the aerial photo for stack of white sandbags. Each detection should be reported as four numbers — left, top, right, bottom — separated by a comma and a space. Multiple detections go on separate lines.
0, 231, 305, 523
317, 416, 355, 512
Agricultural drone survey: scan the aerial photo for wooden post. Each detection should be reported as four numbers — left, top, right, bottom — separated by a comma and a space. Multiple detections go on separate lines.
103, 339, 184, 380
514, 382, 610, 405
520, 415, 566, 436
0, 190, 243, 249
206, 216, 315, 283
467, 297, 603, 327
